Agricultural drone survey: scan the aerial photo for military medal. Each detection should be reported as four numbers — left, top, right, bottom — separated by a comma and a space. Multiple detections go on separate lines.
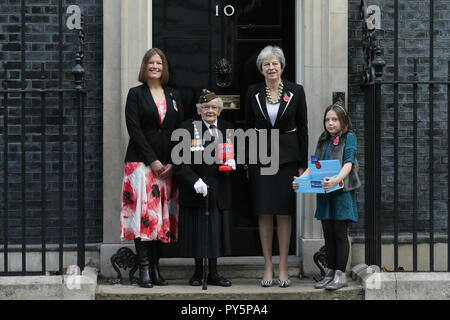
191, 139, 204, 151
169, 92, 178, 112
191, 122, 204, 151
226, 130, 233, 144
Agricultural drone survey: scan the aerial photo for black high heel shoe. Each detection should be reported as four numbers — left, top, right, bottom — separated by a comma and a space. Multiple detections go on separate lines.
260, 279, 273, 287
260, 270, 274, 287
277, 278, 292, 288
278, 269, 292, 287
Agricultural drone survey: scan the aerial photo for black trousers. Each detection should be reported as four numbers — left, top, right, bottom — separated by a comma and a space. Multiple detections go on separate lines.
321, 219, 349, 272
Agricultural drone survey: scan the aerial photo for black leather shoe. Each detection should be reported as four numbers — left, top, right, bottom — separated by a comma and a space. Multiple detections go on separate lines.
189, 274, 203, 286
207, 274, 232, 287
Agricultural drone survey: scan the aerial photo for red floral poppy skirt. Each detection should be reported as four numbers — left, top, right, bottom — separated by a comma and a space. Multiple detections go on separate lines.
120, 162, 179, 242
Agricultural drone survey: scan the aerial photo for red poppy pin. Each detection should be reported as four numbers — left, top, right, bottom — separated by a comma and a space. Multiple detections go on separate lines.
315, 161, 321, 169
283, 93, 290, 103
333, 137, 340, 146
339, 181, 343, 187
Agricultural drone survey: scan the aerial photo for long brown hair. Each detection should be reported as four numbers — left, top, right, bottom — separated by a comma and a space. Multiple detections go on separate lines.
319, 104, 352, 141
138, 48, 169, 84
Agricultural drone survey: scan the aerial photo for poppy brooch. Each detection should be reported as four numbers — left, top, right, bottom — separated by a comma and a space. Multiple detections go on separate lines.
333, 136, 340, 146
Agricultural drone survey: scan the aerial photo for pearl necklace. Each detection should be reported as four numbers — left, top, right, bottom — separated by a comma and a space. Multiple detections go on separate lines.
265, 81, 284, 104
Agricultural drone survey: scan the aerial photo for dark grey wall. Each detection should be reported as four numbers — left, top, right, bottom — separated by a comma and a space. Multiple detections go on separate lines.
0, 0, 103, 245
349, 0, 450, 240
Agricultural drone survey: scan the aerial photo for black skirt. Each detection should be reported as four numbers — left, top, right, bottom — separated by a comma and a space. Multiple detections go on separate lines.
248, 161, 297, 216
178, 202, 231, 258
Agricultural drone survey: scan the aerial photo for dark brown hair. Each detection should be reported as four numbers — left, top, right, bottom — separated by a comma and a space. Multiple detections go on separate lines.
138, 48, 169, 84
319, 104, 352, 141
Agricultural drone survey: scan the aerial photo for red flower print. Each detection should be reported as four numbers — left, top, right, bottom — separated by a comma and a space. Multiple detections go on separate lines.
120, 167, 179, 243
122, 180, 137, 212
125, 162, 141, 177
146, 173, 160, 209
122, 228, 136, 240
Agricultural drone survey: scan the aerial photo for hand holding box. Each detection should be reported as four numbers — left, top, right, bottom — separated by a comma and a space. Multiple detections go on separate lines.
295, 156, 344, 194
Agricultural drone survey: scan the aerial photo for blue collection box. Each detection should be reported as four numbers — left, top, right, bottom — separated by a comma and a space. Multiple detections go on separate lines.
295, 156, 344, 194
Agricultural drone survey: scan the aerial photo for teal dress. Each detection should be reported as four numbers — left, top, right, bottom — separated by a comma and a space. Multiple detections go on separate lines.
314, 132, 358, 222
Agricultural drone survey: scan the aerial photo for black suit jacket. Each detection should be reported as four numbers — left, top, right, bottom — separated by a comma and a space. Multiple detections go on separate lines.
124, 83, 184, 165
245, 79, 308, 169
173, 117, 234, 209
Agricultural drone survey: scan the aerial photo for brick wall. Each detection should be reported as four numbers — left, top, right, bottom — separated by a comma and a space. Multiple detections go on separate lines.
348, 0, 450, 240
0, 0, 103, 245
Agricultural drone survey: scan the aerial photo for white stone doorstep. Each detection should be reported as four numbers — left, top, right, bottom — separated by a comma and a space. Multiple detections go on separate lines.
0, 266, 98, 300
352, 264, 450, 300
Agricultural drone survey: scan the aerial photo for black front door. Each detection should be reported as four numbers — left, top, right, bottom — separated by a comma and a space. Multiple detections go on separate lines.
154, 0, 296, 256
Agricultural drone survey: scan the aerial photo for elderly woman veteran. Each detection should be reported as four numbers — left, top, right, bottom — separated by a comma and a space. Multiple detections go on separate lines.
120, 48, 184, 288
174, 89, 236, 287
245, 45, 308, 288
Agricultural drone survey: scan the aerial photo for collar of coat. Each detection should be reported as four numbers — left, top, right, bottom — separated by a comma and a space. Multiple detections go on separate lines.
253, 79, 295, 126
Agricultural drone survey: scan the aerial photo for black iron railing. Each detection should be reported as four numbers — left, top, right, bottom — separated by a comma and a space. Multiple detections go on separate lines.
361, 0, 450, 271
0, 1, 86, 276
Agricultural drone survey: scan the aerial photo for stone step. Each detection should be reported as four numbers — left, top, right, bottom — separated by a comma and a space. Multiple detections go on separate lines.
123, 256, 302, 280
96, 278, 364, 300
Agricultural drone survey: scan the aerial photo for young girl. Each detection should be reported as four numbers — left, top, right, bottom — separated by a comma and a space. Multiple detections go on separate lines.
293, 104, 360, 290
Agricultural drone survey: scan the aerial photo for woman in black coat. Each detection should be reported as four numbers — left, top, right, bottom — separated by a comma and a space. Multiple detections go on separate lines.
119, 48, 184, 288
245, 45, 308, 288
174, 89, 235, 287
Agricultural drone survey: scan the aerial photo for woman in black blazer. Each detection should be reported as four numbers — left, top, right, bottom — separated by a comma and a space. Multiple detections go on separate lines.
119, 48, 184, 288
245, 45, 308, 288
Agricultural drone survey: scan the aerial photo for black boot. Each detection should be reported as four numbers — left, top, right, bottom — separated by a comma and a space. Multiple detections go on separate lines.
189, 258, 203, 286
207, 258, 231, 287
134, 238, 153, 288
149, 241, 168, 286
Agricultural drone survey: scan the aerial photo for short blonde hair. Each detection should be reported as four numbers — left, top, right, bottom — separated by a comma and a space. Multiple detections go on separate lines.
256, 45, 286, 72
138, 48, 170, 84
